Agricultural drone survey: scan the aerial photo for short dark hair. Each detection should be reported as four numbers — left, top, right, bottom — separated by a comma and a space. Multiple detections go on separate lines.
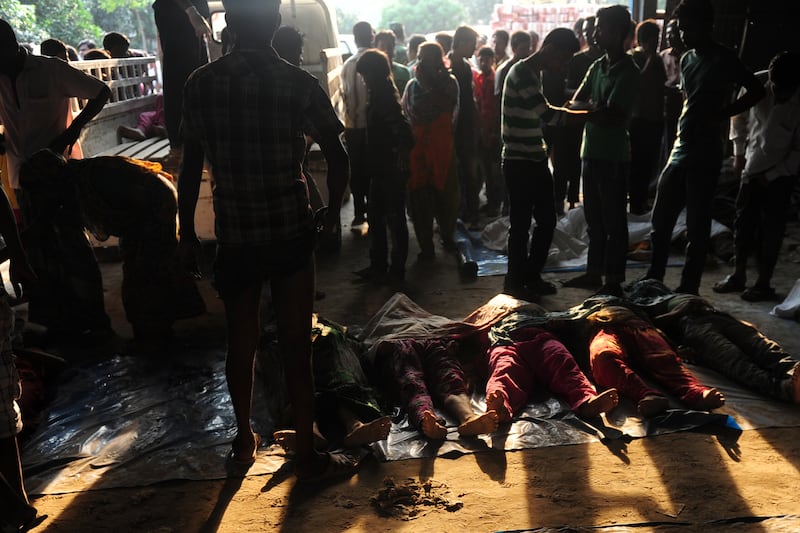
453, 25, 478, 49
477, 45, 494, 59
408, 34, 426, 55
770, 51, 800, 91
353, 21, 373, 47
40, 38, 67, 60
389, 22, 405, 42
674, 0, 714, 31
541, 27, 580, 55
374, 29, 396, 49
509, 30, 531, 50
596, 5, 632, 38
102, 32, 129, 51
434, 32, 452, 53
492, 29, 509, 46
636, 19, 660, 45
272, 25, 303, 65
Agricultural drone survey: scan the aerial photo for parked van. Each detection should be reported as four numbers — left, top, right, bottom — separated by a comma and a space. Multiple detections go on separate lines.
206, 0, 344, 117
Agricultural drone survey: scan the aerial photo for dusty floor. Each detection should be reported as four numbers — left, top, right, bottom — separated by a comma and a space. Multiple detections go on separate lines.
25, 174, 800, 532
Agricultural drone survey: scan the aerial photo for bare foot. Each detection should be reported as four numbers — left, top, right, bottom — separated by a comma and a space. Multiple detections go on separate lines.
638, 395, 669, 418
343, 416, 391, 447
420, 410, 448, 440
230, 431, 260, 465
296, 451, 357, 483
574, 388, 619, 418
485, 390, 511, 423
458, 410, 500, 437
693, 388, 725, 410
273, 427, 328, 453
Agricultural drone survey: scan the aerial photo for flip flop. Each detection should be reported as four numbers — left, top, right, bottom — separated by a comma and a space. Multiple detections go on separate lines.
228, 432, 261, 466
296, 452, 357, 485
712, 275, 746, 293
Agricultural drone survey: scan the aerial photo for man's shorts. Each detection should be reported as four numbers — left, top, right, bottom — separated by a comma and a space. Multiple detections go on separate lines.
0, 296, 22, 439
213, 230, 316, 301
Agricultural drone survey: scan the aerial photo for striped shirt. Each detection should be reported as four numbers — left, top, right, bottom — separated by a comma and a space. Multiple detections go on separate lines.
182, 48, 344, 246
501, 60, 557, 161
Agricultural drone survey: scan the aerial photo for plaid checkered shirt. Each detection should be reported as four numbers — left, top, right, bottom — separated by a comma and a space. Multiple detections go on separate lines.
182, 48, 344, 246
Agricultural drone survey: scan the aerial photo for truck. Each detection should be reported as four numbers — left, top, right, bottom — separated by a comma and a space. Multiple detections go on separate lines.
206, 0, 344, 119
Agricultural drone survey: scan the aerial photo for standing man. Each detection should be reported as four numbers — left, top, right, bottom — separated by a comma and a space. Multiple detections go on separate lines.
492, 29, 510, 67
374, 30, 411, 95
450, 25, 481, 230
341, 21, 374, 230
152, 0, 211, 169
713, 52, 800, 302
562, 5, 640, 297
178, 0, 352, 480
501, 28, 579, 301
645, 0, 764, 295
0, 19, 112, 340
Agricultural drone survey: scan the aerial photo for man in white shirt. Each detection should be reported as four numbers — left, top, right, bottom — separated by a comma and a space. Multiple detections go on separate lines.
713, 52, 800, 301
340, 21, 373, 228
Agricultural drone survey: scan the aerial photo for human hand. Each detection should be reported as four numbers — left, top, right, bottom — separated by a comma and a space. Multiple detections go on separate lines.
177, 234, 201, 277
185, 6, 212, 38
9, 257, 36, 302
48, 129, 78, 156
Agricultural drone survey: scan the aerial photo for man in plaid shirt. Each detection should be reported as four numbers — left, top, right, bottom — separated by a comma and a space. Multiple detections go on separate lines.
177, 0, 352, 480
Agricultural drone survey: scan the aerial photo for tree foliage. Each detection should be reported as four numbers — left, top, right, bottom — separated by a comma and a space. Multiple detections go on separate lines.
380, 0, 466, 36
336, 6, 358, 35
464, 0, 496, 25
35, 0, 103, 46
0, 0, 44, 43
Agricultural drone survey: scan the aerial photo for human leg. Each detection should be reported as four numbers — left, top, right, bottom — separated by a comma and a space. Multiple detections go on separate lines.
434, 159, 461, 249
725, 180, 759, 286
679, 164, 720, 294
344, 128, 370, 224
647, 164, 687, 282
366, 171, 389, 273
502, 159, 535, 293
627, 326, 723, 410
408, 187, 435, 259
684, 314, 798, 401
589, 327, 667, 415
752, 175, 798, 291
527, 161, 557, 287
598, 161, 630, 286
581, 159, 607, 280
385, 171, 409, 277
527, 329, 617, 414
485, 341, 537, 422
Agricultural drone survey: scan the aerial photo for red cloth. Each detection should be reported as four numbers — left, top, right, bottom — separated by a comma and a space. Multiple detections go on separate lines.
486, 327, 597, 418
473, 69, 499, 149
589, 323, 710, 406
408, 112, 455, 192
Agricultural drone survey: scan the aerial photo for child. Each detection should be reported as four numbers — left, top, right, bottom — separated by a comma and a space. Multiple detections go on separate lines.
562, 5, 640, 297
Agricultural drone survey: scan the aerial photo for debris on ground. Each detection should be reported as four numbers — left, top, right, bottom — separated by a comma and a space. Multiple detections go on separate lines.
370, 477, 463, 520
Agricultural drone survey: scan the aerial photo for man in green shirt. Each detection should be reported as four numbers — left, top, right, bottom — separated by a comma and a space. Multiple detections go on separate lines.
645, 0, 763, 295
563, 5, 639, 297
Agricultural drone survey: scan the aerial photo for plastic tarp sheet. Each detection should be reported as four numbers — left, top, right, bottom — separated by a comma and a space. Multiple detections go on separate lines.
471, 206, 730, 276
19, 295, 800, 495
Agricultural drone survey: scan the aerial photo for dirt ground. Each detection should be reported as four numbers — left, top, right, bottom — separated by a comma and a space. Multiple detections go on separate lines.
26, 170, 800, 532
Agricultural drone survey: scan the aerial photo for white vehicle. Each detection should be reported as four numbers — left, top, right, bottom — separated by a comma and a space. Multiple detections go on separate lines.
207, 0, 344, 118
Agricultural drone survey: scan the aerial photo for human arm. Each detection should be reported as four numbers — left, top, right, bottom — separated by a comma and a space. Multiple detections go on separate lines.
729, 92, 749, 179
722, 69, 765, 120
176, 139, 204, 275
165, 0, 211, 37
0, 188, 35, 300
49, 83, 111, 155
306, 84, 349, 238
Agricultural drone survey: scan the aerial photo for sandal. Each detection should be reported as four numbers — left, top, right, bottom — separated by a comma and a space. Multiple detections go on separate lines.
712, 274, 746, 293
228, 432, 261, 466
741, 285, 776, 302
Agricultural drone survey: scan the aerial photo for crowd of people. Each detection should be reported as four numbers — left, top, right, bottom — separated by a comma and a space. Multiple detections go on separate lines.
1, 0, 799, 528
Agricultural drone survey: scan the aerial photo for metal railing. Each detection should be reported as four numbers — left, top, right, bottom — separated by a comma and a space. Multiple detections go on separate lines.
70, 56, 160, 111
